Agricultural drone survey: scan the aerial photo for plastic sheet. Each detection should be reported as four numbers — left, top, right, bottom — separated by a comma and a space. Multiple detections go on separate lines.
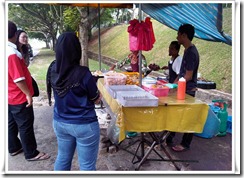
128, 17, 156, 51
98, 79, 209, 143
194, 107, 220, 138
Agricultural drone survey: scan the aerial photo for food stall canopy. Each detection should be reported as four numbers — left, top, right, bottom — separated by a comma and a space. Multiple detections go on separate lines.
137, 3, 232, 46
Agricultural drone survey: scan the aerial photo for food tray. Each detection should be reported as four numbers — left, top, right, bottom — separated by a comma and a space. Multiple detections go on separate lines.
116, 91, 158, 107
142, 85, 170, 97
104, 72, 127, 85
142, 77, 157, 87
122, 72, 143, 85
106, 85, 144, 99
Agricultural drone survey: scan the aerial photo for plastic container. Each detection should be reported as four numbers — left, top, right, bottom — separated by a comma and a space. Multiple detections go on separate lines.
226, 115, 232, 134
122, 72, 142, 85
212, 99, 228, 137
177, 77, 186, 100
104, 72, 127, 85
209, 104, 221, 114
142, 85, 170, 97
106, 85, 144, 99
116, 91, 158, 107
142, 76, 157, 85
156, 80, 168, 85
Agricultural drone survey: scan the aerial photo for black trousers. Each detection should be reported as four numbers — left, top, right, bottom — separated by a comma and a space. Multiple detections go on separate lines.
8, 102, 39, 159
166, 132, 193, 148
166, 90, 196, 148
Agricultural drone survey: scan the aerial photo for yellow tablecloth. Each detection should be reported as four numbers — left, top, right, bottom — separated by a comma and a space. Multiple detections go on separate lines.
97, 79, 209, 142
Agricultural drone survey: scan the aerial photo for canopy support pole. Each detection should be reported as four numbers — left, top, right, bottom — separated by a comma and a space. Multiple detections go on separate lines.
138, 3, 142, 87
98, 3, 102, 70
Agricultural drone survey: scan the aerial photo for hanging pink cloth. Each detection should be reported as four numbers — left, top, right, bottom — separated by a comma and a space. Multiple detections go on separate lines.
145, 17, 156, 47
127, 18, 156, 51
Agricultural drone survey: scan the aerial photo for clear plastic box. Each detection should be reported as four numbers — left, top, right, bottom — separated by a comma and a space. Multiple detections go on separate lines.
116, 91, 158, 107
106, 85, 144, 99
104, 72, 127, 85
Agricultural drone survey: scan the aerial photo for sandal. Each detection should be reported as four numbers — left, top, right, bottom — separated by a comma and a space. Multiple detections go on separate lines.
10, 148, 23, 156
171, 145, 189, 152
27, 152, 50, 161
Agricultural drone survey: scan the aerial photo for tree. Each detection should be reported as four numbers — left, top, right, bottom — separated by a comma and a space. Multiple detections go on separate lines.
8, 3, 130, 67
76, 7, 99, 66
8, 3, 66, 50
63, 6, 117, 66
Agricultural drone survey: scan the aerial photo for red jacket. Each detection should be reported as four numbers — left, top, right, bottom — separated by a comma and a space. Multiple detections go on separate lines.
8, 42, 33, 105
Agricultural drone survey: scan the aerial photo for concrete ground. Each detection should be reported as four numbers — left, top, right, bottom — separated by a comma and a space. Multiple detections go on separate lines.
7, 100, 233, 174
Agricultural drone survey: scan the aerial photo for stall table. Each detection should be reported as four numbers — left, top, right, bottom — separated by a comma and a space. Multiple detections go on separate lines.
97, 78, 209, 170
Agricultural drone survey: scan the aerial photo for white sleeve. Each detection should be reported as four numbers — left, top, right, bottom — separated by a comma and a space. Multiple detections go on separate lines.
172, 56, 182, 74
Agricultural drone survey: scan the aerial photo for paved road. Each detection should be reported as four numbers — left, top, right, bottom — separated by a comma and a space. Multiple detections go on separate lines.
7, 101, 232, 174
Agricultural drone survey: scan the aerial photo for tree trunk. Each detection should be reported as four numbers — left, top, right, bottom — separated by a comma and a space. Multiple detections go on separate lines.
116, 9, 120, 24
77, 7, 105, 67
51, 35, 57, 50
79, 21, 89, 67
45, 41, 49, 48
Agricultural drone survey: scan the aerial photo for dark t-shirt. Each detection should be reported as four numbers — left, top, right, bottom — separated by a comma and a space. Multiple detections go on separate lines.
179, 45, 199, 92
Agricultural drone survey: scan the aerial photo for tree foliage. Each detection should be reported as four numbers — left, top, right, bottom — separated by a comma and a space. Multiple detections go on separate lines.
8, 3, 67, 49
8, 3, 132, 66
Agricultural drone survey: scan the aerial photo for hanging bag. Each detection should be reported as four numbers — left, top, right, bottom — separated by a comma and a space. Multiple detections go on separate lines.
31, 77, 39, 97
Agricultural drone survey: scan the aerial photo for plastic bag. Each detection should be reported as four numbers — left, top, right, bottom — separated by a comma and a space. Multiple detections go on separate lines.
107, 115, 120, 144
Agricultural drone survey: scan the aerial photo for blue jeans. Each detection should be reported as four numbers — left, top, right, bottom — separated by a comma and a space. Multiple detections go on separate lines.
53, 120, 100, 171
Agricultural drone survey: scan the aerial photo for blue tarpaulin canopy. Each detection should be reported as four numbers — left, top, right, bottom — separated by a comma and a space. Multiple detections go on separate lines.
138, 3, 232, 46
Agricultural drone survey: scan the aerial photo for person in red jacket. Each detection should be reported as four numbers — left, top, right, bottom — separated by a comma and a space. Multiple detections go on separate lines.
8, 21, 50, 161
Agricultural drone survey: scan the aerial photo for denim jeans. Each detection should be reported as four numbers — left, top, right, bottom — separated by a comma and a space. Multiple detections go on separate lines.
53, 119, 100, 171
8, 103, 39, 159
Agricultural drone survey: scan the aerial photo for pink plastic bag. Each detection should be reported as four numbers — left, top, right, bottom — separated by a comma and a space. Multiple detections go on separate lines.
128, 18, 156, 51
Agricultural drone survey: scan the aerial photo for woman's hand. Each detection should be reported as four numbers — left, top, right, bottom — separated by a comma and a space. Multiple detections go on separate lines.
94, 93, 102, 105
109, 64, 116, 71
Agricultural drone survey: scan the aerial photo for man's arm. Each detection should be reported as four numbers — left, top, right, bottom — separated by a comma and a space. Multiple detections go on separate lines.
173, 69, 193, 84
16, 80, 33, 107
184, 70, 193, 82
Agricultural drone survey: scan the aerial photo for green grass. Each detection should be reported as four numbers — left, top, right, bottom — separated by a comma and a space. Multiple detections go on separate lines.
28, 49, 110, 91
88, 7, 232, 93
89, 59, 110, 71
28, 49, 55, 91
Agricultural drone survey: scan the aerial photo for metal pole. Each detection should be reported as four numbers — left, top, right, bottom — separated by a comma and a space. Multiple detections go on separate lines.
138, 3, 142, 87
98, 4, 101, 70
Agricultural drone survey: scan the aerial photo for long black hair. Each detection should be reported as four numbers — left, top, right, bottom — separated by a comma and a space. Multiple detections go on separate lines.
15, 30, 29, 57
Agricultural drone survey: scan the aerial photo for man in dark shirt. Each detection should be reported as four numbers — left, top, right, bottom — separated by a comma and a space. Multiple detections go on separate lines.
166, 24, 200, 152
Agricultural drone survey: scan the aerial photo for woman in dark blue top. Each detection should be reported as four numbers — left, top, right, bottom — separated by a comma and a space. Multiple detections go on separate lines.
47, 32, 101, 170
